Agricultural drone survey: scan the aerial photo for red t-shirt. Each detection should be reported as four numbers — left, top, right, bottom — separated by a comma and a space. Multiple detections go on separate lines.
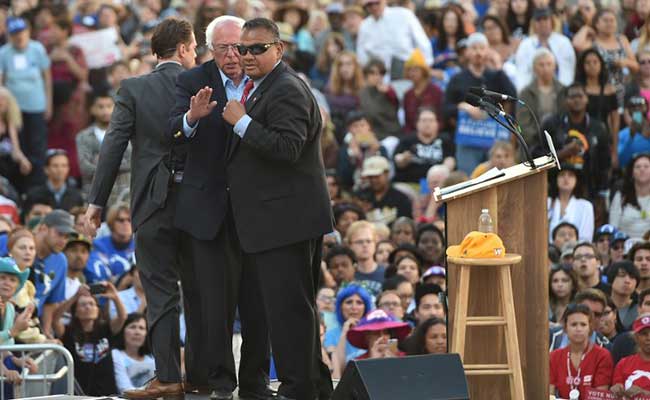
550, 344, 613, 399
613, 354, 650, 391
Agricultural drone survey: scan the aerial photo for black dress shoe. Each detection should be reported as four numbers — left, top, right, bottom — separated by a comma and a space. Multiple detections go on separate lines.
209, 389, 233, 400
238, 386, 276, 400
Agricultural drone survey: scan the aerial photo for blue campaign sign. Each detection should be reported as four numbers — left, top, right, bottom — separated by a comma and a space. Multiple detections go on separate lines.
455, 109, 511, 149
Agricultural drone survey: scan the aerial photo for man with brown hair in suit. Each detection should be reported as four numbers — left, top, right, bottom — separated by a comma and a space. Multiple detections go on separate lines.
82, 18, 197, 399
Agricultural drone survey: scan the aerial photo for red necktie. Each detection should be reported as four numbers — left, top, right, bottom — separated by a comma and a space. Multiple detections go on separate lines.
240, 80, 255, 104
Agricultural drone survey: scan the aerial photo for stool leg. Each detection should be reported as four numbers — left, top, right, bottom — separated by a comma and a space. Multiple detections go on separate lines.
500, 265, 525, 400
451, 265, 470, 361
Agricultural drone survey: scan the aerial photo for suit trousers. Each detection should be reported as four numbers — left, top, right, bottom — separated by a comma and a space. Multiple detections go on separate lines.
178, 207, 239, 392
135, 183, 199, 383
238, 232, 333, 400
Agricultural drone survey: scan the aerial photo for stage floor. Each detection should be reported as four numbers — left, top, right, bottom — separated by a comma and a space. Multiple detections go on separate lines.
24, 381, 338, 399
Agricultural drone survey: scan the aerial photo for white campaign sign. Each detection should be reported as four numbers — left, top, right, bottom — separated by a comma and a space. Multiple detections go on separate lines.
69, 28, 122, 69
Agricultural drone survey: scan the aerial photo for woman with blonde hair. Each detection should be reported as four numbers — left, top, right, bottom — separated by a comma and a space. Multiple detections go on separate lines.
325, 51, 364, 141
0, 87, 31, 182
310, 32, 346, 90
470, 141, 516, 178
632, 23, 650, 54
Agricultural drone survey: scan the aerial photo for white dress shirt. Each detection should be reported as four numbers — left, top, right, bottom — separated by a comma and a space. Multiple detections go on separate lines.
514, 32, 576, 92
547, 196, 594, 243
356, 6, 433, 69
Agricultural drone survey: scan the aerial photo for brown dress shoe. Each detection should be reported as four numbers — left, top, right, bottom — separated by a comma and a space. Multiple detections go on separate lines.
123, 378, 184, 399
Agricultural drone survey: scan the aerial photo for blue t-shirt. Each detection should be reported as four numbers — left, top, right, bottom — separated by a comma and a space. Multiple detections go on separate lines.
0, 40, 50, 112
34, 252, 67, 316
324, 325, 366, 362
0, 233, 8, 256
354, 266, 386, 298
618, 127, 650, 168
85, 236, 134, 283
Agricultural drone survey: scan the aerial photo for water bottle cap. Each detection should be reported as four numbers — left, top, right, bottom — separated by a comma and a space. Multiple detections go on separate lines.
481, 209, 488, 213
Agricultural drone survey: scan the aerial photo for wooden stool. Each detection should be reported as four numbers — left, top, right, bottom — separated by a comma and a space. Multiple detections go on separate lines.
447, 254, 525, 400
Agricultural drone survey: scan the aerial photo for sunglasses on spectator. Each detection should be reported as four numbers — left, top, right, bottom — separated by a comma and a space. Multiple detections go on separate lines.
235, 42, 277, 56
379, 301, 401, 308
573, 254, 596, 261
612, 243, 625, 250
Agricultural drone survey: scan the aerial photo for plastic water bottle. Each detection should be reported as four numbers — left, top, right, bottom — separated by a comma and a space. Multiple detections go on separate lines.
478, 209, 493, 233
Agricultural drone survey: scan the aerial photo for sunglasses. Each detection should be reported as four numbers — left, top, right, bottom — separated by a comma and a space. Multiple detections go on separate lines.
235, 42, 277, 56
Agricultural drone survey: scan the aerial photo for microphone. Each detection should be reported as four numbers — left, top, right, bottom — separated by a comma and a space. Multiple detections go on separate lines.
464, 93, 538, 170
468, 86, 519, 103
465, 93, 506, 118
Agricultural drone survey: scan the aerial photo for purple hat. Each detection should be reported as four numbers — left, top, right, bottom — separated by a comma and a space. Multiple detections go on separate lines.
422, 265, 446, 280
347, 309, 411, 349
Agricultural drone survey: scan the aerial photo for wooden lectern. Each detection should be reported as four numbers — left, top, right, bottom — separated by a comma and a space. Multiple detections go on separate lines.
434, 155, 557, 400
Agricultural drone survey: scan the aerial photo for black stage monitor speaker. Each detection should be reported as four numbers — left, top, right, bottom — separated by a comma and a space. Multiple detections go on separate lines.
331, 353, 469, 400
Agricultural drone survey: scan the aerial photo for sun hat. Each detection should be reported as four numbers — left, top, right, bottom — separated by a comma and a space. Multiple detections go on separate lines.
347, 309, 411, 349
0, 257, 29, 293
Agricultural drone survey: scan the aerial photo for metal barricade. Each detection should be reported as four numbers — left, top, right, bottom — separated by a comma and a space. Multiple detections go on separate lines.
0, 344, 74, 399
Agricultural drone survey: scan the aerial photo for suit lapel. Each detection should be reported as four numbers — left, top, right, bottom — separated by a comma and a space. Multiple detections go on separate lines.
228, 63, 287, 163
244, 62, 286, 113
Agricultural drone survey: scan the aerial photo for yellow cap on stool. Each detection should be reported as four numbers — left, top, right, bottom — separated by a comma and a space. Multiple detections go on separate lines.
446, 231, 506, 258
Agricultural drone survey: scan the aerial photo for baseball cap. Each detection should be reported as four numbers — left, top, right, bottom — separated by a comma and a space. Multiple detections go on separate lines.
596, 224, 617, 237
465, 32, 488, 47
560, 241, 576, 260
326, 2, 344, 13
633, 314, 650, 333
65, 232, 92, 250
7, 17, 27, 35
446, 231, 506, 258
344, 5, 365, 16
422, 265, 446, 279
532, 7, 552, 19
361, 156, 390, 177
612, 231, 630, 243
41, 210, 75, 235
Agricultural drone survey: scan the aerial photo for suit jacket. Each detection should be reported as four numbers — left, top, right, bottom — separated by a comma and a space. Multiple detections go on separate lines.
168, 61, 231, 240
88, 62, 184, 230
227, 62, 333, 253
76, 124, 132, 206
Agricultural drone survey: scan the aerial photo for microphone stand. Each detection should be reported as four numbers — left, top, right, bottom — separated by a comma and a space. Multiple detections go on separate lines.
482, 102, 537, 170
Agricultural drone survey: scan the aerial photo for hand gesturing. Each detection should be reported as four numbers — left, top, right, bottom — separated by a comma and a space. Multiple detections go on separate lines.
187, 86, 218, 125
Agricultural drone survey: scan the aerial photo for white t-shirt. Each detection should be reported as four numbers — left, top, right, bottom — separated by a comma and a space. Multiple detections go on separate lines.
111, 349, 155, 394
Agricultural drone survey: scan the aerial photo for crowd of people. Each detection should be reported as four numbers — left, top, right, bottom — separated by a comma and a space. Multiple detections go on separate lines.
0, 0, 649, 397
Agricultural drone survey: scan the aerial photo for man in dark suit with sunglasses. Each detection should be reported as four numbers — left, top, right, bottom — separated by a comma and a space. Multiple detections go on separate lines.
219, 18, 333, 400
